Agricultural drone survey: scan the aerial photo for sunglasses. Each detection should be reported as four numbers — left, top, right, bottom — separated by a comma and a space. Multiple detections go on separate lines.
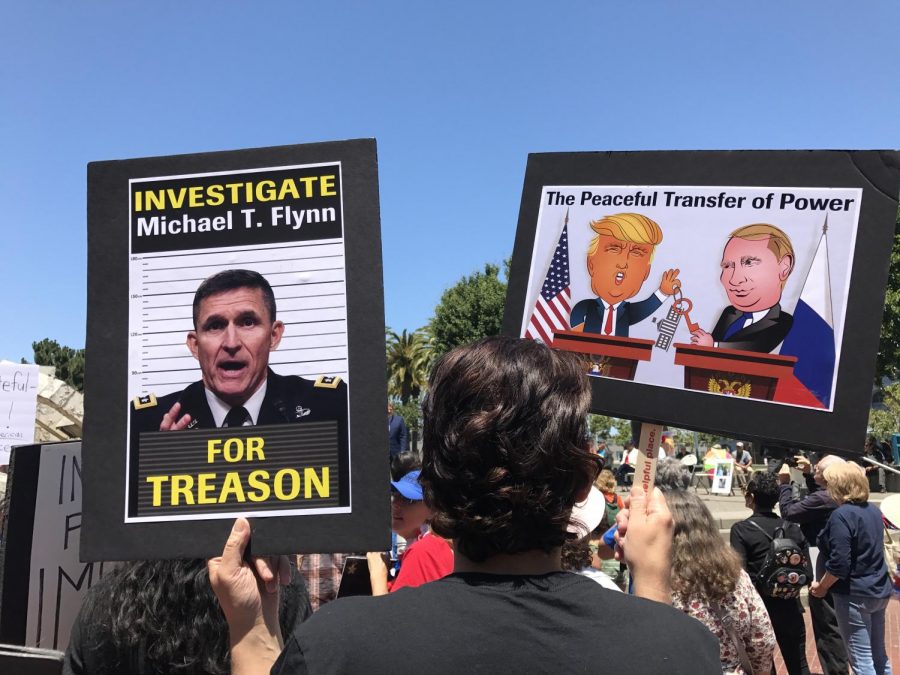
390, 490, 419, 505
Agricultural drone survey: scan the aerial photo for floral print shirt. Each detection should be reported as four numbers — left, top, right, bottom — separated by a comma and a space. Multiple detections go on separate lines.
673, 569, 776, 674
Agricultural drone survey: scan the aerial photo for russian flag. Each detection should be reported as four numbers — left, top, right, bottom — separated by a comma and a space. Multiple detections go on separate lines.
779, 221, 836, 408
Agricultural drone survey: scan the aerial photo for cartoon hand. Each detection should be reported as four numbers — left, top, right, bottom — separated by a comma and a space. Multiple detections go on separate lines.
690, 329, 714, 347
659, 269, 681, 296
159, 401, 192, 431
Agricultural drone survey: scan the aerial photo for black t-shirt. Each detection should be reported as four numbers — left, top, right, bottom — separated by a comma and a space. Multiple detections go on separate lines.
272, 571, 720, 674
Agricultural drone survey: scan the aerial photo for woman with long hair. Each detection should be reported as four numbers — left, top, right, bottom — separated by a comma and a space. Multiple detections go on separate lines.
666, 489, 775, 674
64, 558, 310, 674
811, 462, 893, 675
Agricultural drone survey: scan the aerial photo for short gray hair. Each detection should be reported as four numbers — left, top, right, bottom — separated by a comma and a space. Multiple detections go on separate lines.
656, 457, 691, 492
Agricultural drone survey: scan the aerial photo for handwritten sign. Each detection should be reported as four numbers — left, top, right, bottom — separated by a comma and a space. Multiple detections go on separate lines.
0, 441, 112, 650
0, 363, 39, 464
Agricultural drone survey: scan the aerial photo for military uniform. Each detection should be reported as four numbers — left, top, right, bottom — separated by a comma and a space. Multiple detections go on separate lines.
130, 369, 347, 431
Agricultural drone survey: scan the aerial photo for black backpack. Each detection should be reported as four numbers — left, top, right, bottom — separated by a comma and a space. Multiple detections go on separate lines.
747, 520, 811, 600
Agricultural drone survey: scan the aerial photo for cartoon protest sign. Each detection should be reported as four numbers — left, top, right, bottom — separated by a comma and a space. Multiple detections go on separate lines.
83, 140, 388, 560
505, 151, 900, 454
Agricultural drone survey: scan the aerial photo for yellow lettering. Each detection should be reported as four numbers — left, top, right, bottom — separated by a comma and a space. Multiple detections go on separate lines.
277, 179, 299, 201
188, 186, 204, 208
166, 188, 187, 209
247, 470, 271, 502
134, 191, 143, 212
146, 475, 168, 506
304, 467, 329, 498
274, 468, 301, 500
225, 183, 242, 203
320, 175, 336, 196
246, 437, 265, 461
170, 474, 195, 505
219, 471, 246, 503
207, 439, 223, 463
223, 438, 243, 462
256, 180, 276, 202
197, 472, 217, 504
144, 190, 165, 211
297, 176, 317, 197
207, 184, 224, 206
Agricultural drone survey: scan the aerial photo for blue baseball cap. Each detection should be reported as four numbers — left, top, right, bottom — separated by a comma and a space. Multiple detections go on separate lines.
390, 470, 424, 501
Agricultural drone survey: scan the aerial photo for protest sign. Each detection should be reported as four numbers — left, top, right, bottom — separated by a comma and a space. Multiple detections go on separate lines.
0, 442, 110, 651
83, 140, 387, 559
710, 459, 735, 496
505, 151, 900, 454
0, 363, 39, 464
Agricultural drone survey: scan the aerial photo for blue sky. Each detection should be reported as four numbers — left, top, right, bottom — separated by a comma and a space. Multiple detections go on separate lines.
2, 1, 898, 362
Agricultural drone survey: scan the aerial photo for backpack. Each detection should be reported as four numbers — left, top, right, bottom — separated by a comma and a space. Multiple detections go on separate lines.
600, 494, 623, 531
747, 520, 810, 600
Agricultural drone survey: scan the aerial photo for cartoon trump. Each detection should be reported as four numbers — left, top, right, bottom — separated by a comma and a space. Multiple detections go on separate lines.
690, 223, 794, 353
570, 212, 680, 337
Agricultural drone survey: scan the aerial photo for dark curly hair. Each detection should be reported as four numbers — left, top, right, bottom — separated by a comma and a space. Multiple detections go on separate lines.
561, 537, 593, 571
74, 558, 308, 674
746, 470, 779, 510
390, 452, 422, 481
420, 336, 597, 562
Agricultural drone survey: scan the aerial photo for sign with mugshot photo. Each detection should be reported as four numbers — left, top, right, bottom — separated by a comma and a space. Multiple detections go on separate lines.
504, 150, 900, 454
83, 140, 388, 560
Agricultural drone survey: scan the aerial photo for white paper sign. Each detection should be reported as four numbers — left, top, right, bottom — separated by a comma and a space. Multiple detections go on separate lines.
710, 458, 735, 495
0, 363, 39, 464
25, 442, 112, 649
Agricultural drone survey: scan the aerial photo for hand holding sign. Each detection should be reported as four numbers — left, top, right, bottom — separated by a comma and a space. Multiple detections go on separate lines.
614, 485, 674, 604
208, 518, 288, 670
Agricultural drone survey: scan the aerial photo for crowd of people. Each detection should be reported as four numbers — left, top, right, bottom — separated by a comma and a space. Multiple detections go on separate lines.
55, 336, 898, 674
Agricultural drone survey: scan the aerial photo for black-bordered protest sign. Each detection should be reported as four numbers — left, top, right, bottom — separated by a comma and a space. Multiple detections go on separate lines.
0, 442, 111, 651
504, 151, 900, 455
83, 140, 388, 560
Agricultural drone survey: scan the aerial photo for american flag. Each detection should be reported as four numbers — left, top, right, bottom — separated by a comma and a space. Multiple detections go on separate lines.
525, 214, 571, 344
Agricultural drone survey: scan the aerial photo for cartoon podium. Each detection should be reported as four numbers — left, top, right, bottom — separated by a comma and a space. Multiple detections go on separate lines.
552, 330, 654, 381
673, 343, 798, 402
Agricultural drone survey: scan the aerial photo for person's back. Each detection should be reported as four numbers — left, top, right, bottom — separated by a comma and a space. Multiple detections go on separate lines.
211, 337, 720, 675
275, 572, 716, 674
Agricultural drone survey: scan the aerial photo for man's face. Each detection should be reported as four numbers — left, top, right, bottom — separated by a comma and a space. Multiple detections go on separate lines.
187, 287, 284, 407
719, 237, 791, 312
387, 403, 394, 416
587, 234, 654, 304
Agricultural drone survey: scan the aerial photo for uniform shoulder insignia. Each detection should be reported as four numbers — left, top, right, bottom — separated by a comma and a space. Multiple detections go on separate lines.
314, 375, 342, 389
133, 394, 158, 410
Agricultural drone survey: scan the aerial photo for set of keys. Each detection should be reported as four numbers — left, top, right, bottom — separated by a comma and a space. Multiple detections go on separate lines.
654, 287, 698, 351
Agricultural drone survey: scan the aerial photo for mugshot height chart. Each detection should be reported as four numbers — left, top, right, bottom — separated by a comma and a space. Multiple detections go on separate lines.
128, 240, 349, 399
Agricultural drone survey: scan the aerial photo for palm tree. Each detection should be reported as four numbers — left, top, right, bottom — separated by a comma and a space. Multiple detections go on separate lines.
385, 328, 432, 405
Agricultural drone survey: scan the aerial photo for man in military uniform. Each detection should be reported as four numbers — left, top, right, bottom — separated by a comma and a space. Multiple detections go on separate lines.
132, 268, 347, 430
129, 269, 348, 510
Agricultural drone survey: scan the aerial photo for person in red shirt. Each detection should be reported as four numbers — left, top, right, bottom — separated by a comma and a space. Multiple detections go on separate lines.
368, 468, 453, 594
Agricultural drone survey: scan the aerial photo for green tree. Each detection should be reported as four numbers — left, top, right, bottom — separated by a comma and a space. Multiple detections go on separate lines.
386, 328, 432, 405
869, 383, 900, 441
428, 262, 507, 359
876, 208, 900, 383
587, 414, 630, 441
32, 338, 85, 391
